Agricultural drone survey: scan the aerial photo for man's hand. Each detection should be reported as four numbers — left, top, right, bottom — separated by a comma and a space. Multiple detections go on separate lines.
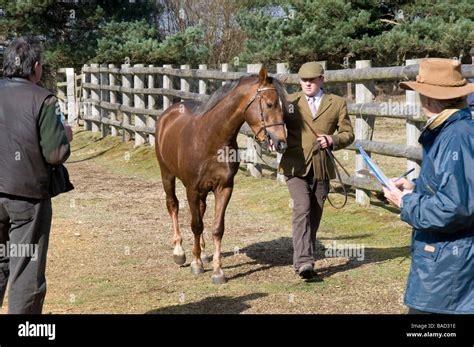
316, 134, 333, 149
64, 125, 73, 143
383, 179, 413, 208
391, 177, 414, 193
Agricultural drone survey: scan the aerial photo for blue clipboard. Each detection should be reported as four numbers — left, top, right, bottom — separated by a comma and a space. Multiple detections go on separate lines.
356, 143, 392, 190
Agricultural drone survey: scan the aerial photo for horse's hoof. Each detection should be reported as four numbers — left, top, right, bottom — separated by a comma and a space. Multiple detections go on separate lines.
191, 262, 204, 275
200, 254, 211, 264
173, 254, 186, 266
211, 274, 226, 284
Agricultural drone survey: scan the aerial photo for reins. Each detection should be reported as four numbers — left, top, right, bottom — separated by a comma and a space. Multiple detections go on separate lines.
243, 87, 350, 209
303, 118, 350, 209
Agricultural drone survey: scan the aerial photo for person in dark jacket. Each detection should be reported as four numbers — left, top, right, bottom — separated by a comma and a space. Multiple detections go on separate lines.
383, 58, 474, 314
0, 37, 73, 314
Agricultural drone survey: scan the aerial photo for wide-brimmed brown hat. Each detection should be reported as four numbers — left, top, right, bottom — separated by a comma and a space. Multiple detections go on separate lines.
399, 58, 474, 99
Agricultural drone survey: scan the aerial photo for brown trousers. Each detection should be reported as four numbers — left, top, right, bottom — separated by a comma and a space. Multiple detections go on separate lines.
285, 168, 329, 271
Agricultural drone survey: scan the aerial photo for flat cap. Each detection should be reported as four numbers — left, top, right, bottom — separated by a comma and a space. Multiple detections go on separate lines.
298, 62, 324, 79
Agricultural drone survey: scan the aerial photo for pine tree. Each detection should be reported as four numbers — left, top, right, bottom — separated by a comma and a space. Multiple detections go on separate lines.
237, 0, 474, 69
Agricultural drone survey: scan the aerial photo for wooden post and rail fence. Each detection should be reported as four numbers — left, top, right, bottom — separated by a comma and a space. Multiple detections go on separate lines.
56, 61, 474, 206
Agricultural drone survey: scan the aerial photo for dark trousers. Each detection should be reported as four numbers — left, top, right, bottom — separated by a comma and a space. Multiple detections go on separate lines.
285, 170, 329, 271
0, 194, 52, 314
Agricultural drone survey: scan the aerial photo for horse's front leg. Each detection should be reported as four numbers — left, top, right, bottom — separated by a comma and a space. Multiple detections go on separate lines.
211, 186, 233, 284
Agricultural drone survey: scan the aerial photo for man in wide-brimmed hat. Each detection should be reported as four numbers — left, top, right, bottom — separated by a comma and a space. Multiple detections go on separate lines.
383, 58, 474, 314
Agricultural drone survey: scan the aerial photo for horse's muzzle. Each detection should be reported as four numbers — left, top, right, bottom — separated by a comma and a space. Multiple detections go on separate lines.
276, 140, 287, 153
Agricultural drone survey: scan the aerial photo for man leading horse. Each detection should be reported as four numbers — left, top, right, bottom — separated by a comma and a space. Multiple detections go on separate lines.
279, 62, 355, 280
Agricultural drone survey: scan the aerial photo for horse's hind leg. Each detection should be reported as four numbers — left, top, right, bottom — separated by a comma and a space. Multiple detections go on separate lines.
161, 168, 185, 265
199, 197, 211, 264
186, 188, 205, 275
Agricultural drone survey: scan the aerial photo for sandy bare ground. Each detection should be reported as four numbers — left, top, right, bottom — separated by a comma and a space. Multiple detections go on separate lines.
2, 130, 411, 314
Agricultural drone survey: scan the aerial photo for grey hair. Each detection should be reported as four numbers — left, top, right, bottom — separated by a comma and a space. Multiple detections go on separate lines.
3, 37, 43, 78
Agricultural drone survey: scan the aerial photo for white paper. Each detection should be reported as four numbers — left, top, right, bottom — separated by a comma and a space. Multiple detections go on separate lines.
356, 143, 392, 190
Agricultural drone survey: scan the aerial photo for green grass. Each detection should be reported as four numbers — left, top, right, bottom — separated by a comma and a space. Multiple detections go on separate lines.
69, 127, 412, 261
41, 128, 415, 313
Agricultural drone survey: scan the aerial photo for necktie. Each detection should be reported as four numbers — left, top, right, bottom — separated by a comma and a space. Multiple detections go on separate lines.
308, 97, 317, 118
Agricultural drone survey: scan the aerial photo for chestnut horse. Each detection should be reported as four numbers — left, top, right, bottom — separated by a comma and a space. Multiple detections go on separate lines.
155, 67, 287, 284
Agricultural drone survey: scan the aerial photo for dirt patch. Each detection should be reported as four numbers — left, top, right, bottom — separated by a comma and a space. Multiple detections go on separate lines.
1, 130, 411, 314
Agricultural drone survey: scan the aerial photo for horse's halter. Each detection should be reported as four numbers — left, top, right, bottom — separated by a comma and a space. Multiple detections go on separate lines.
243, 86, 285, 143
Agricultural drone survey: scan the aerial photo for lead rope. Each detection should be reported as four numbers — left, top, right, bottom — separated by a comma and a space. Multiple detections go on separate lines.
303, 119, 350, 209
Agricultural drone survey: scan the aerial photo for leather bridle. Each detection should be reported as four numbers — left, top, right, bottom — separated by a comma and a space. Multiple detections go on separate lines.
244, 87, 285, 143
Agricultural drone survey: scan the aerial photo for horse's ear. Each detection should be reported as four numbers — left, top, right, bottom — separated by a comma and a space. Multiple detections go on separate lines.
258, 66, 268, 86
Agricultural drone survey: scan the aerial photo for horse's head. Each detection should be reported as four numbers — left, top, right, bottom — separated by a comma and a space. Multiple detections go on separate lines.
243, 67, 287, 154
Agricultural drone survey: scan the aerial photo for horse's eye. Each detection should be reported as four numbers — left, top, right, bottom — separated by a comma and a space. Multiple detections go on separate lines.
266, 102, 273, 109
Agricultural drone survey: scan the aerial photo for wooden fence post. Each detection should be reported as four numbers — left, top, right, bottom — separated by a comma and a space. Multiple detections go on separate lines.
82, 64, 91, 131
276, 62, 289, 183
100, 63, 110, 137
148, 64, 156, 145
316, 61, 327, 70
109, 64, 118, 137
121, 64, 132, 142
246, 63, 263, 178
90, 63, 100, 133
199, 64, 207, 95
163, 64, 172, 111
75, 72, 82, 121
405, 58, 422, 181
221, 63, 229, 86
56, 73, 67, 123
134, 64, 146, 146
354, 60, 375, 206
65, 67, 77, 126
59, 60, 463, 202
180, 64, 190, 101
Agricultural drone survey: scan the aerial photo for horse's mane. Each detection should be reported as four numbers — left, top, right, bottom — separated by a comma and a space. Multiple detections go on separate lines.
269, 76, 289, 113
191, 77, 244, 115
191, 75, 288, 115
